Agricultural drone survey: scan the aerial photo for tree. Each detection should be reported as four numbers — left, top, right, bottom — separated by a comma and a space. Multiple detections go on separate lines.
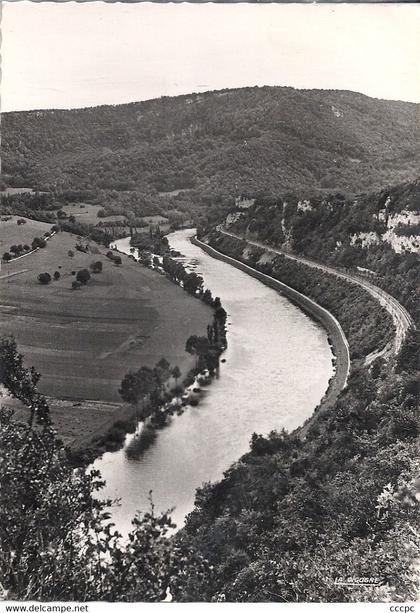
90, 261, 103, 274
183, 273, 204, 295
32, 237, 46, 249
154, 358, 171, 393
113, 255, 122, 266
171, 365, 181, 391
53, 271, 61, 281
185, 336, 211, 368
119, 366, 157, 406
76, 269, 91, 285
72, 280, 82, 290
202, 289, 213, 305
2, 252, 12, 262
38, 272, 51, 285
68, 250, 74, 258
0, 409, 208, 601
0, 336, 49, 426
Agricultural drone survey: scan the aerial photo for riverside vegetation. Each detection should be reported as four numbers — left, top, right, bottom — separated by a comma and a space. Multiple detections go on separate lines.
1, 87, 419, 601
1, 196, 418, 600
106, 234, 228, 457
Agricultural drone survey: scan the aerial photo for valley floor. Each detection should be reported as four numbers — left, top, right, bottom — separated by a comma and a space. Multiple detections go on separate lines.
0, 228, 212, 446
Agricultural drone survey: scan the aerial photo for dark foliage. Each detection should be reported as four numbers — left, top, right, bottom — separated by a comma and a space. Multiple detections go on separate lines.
2, 87, 419, 221
38, 272, 52, 285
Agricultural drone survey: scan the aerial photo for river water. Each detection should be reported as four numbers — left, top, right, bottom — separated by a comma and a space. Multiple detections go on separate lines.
93, 229, 333, 535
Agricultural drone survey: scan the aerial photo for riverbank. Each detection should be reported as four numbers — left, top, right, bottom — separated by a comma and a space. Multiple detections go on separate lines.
94, 229, 334, 534
191, 235, 350, 435
1, 232, 213, 461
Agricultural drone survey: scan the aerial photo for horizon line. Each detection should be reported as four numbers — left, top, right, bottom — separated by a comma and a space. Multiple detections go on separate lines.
3, 84, 419, 114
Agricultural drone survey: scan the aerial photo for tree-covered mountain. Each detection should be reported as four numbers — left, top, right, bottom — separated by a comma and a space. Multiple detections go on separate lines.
2, 87, 420, 207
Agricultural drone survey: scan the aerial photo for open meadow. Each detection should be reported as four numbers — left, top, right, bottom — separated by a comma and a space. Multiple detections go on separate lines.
0, 215, 53, 259
0, 221, 211, 444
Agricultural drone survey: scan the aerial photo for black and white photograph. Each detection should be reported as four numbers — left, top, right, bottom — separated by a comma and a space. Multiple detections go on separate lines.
0, 0, 419, 607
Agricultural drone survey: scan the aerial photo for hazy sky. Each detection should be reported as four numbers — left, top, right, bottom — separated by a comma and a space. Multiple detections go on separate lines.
2, 1, 420, 111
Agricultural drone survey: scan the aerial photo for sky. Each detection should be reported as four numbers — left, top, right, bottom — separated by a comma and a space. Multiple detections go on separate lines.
1, 1, 420, 112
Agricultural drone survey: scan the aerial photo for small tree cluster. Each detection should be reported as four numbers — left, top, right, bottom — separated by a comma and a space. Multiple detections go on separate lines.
90, 260, 103, 274
119, 357, 181, 416
106, 251, 122, 266
32, 236, 47, 249
2, 244, 32, 261
38, 272, 52, 285
76, 268, 91, 285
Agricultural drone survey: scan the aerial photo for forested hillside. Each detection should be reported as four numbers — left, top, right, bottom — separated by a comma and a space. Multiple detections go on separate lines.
173, 184, 420, 603
223, 178, 420, 325
3, 87, 420, 217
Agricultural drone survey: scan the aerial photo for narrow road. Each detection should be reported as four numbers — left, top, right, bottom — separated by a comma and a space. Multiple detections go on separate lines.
0, 269, 29, 281
220, 228, 414, 358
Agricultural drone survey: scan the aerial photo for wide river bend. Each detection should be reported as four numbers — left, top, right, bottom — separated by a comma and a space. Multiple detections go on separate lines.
93, 229, 333, 535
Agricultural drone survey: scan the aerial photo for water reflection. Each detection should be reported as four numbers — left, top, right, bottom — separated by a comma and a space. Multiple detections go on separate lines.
94, 229, 333, 535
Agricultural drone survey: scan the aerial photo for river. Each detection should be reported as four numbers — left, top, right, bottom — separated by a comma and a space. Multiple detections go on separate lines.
93, 229, 333, 535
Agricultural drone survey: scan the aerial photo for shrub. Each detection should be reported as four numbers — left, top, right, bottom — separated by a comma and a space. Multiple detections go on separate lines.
2, 252, 12, 262
32, 237, 47, 249
106, 251, 122, 265
38, 272, 51, 285
90, 261, 103, 274
68, 250, 74, 258
53, 271, 60, 281
76, 269, 91, 284
17, 218, 26, 225
72, 280, 82, 290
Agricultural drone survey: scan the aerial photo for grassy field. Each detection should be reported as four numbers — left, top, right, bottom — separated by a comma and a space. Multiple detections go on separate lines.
61, 204, 169, 228
0, 216, 53, 258
62, 203, 105, 224
0, 223, 212, 444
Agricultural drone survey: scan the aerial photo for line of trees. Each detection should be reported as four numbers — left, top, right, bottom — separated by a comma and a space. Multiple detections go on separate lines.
119, 358, 182, 421
2, 235, 49, 263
